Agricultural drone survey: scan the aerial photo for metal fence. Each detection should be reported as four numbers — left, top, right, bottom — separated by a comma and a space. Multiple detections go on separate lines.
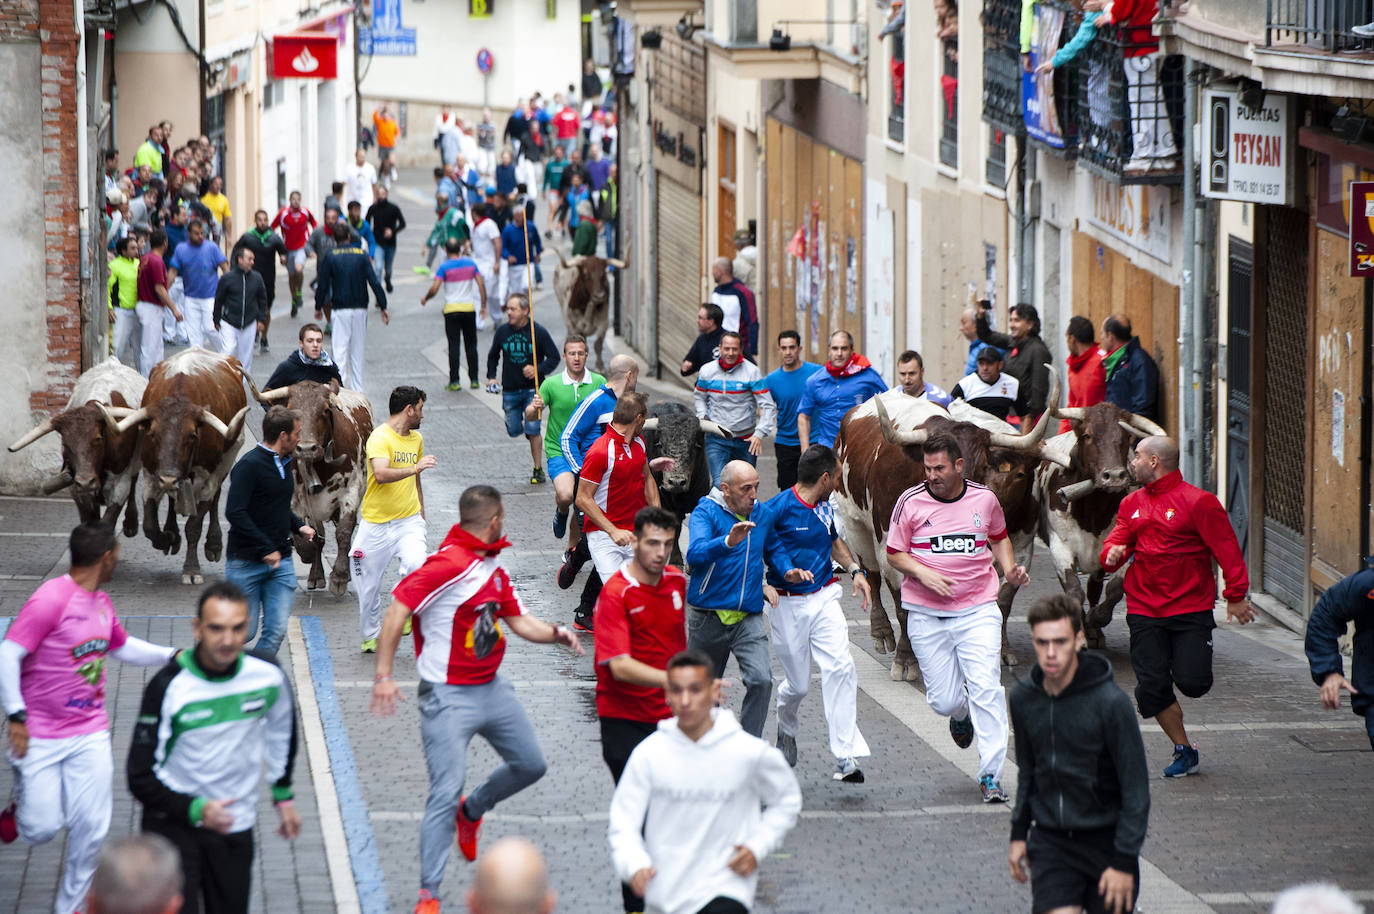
981, 0, 1025, 137
1266, 0, 1370, 52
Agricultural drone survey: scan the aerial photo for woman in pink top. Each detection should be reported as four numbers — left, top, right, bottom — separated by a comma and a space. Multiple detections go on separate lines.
0, 524, 177, 914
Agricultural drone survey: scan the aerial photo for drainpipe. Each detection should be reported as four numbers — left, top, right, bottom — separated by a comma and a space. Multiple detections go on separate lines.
1180, 58, 1197, 482
645, 55, 659, 377
75, 0, 91, 341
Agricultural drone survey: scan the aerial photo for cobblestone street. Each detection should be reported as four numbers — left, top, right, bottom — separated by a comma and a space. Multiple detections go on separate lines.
2, 174, 1370, 914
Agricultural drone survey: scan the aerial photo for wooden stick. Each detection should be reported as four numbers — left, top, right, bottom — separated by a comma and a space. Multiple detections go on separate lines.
521, 215, 541, 416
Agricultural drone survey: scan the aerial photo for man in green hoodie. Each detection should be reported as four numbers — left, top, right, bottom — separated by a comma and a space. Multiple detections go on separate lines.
232, 211, 288, 352
1008, 594, 1149, 914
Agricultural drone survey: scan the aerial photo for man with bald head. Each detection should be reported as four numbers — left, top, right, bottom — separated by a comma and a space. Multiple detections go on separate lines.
685, 460, 791, 737
1101, 314, 1160, 422
1101, 436, 1253, 779
87, 834, 183, 914
709, 257, 759, 358
468, 838, 556, 914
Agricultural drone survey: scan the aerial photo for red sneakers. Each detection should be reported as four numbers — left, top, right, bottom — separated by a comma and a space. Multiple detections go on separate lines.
455, 795, 481, 862
413, 888, 439, 914
0, 802, 17, 844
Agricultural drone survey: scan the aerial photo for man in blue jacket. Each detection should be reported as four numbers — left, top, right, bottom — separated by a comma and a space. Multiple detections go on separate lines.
797, 331, 887, 450
685, 459, 796, 737
1304, 565, 1374, 749
1101, 314, 1160, 423
316, 222, 388, 390
761, 445, 872, 782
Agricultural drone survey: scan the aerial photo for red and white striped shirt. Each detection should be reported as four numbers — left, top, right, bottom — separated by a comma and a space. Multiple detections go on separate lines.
392, 526, 527, 686
885, 481, 1007, 614
580, 424, 648, 533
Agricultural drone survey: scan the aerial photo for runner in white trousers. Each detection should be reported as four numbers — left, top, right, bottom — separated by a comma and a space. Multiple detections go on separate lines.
883, 432, 1030, 804
760, 445, 873, 783
353, 386, 434, 653
0, 524, 177, 914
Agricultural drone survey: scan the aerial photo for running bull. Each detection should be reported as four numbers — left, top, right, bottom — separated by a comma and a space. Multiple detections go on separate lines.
552, 250, 627, 374
1037, 401, 1167, 648
251, 378, 374, 595
833, 371, 1065, 681
8, 359, 148, 535
100, 348, 250, 584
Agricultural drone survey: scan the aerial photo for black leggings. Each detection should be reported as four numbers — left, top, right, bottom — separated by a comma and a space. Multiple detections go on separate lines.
143, 814, 254, 914
443, 310, 479, 384
697, 899, 748, 914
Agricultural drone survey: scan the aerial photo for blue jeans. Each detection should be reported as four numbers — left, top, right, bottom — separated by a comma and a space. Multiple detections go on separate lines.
704, 435, 756, 487
502, 389, 541, 437
374, 244, 397, 283
225, 556, 298, 656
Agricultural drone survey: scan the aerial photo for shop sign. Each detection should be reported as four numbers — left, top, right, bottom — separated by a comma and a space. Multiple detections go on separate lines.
271, 33, 338, 79
1083, 174, 1171, 265
1202, 88, 1293, 205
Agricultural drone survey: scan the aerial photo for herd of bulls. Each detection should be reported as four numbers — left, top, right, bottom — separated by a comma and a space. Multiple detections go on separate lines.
9, 349, 373, 590
13, 354, 1163, 681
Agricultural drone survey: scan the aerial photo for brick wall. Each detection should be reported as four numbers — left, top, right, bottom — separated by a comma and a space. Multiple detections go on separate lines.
32, 0, 82, 413
0, 0, 38, 40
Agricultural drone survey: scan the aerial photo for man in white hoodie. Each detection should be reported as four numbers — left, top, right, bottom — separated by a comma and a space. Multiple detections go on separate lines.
608, 649, 801, 914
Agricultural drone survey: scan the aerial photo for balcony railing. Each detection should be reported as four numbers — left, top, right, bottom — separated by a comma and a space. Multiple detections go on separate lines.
940, 50, 959, 167
981, 0, 1026, 137
1266, 0, 1371, 53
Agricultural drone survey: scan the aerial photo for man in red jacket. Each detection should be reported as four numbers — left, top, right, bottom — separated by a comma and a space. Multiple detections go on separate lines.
1101, 436, 1254, 778
1061, 315, 1106, 434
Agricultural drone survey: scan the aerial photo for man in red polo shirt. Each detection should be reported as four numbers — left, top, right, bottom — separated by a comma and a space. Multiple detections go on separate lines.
270, 191, 317, 316
594, 505, 688, 913
1101, 435, 1253, 780
370, 484, 584, 914
575, 393, 669, 581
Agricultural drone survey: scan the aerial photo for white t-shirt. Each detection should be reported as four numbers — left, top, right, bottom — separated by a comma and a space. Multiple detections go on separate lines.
471, 218, 502, 273
343, 162, 378, 208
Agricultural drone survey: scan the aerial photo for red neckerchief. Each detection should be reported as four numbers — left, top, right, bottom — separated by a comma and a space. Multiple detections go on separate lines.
825, 352, 873, 379
444, 525, 512, 557
718, 354, 744, 371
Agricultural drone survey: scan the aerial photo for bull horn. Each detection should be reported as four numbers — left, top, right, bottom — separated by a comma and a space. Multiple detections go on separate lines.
197, 409, 231, 439
605, 258, 627, 269
8, 418, 56, 452
257, 386, 291, 405
987, 365, 1059, 450
1056, 479, 1097, 501
567, 255, 586, 268
698, 420, 728, 439
224, 405, 251, 443
1054, 406, 1087, 422
41, 470, 74, 494
873, 394, 929, 447
640, 418, 659, 431
1039, 446, 1073, 469
1116, 420, 1161, 440
1126, 413, 1167, 438
98, 403, 149, 436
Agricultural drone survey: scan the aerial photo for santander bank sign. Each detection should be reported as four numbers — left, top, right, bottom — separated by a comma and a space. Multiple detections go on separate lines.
272, 33, 338, 80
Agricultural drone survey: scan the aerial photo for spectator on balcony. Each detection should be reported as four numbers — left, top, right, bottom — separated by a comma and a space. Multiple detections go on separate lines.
1034, 2, 1104, 75
1101, 314, 1160, 422
975, 303, 1052, 422
1093, 0, 1178, 174
1355, 18, 1374, 37
1061, 315, 1107, 434
936, 0, 959, 121
880, 3, 905, 108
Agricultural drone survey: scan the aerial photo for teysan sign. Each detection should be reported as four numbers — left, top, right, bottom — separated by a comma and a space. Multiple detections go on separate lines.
272, 33, 338, 80
1201, 87, 1293, 205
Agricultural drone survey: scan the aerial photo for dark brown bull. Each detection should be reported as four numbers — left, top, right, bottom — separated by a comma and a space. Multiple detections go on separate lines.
552, 250, 627, 373
639, 401, 718, 564
101, 348, 250, 584
1037, 401, 1167, 647
8, 360, 147, 535
833, 372, 1065, 681
252, 379, 373, 595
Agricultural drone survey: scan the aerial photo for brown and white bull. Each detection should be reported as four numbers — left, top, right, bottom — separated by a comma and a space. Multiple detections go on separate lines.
552, 250, 627, 373
7, 359, 147, 534
100, 348, 250, 584
833, 372, 1066, 681
252, 380, 373, 595
1036, 402, 1166, 648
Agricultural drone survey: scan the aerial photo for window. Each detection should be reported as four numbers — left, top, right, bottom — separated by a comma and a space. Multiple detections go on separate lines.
880, 4, 905, 143
936, 0, 958, 167
986, 128, 1006, 187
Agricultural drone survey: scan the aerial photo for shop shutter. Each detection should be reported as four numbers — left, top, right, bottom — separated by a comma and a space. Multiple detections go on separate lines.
656, 173, 702, 383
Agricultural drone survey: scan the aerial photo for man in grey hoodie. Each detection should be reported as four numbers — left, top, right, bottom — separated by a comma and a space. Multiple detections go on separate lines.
1008, 594, 1150, 914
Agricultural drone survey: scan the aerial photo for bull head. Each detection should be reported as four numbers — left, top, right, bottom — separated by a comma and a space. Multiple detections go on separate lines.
197, 405, 251, 443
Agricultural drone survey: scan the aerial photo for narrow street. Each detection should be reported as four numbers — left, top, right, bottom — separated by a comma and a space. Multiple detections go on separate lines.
1, 171, 1369, 914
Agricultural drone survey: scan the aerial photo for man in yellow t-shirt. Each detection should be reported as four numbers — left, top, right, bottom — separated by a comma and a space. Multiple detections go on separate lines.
352, 385, 437, 652
201, 175, 233, 250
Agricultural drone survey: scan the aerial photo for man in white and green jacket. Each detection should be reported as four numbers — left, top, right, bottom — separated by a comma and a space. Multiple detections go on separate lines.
127, 581, 300, 914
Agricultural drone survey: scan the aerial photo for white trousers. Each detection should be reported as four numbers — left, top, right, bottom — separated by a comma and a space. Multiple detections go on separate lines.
135, 302, 166, 376
586, 529, 634, 579
10, 730, 113, 914
506, 263, 530, 297
219, 321, 257, 373
183, 296, 218, 350
351, 513, 428, 640
905, 601, 1008, 780
332, 308, 369, 390
111, 307, 141, 369
1125, 52, 1178, 161
770, 583, 870, 760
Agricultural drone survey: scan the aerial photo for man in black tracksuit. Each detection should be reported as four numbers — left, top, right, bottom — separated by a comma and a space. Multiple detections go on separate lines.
317, 221, 387, 390
976, 303, 1054, 422
364, 185, 406, 293
213, 248, 268, 372
1009, 594, 1149, 914
231, 211, 287, 351
1304, 566, 1374, 749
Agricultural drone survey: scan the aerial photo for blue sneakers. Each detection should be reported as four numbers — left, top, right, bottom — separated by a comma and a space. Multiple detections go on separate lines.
1163, 743, 1200, 778
949, 715, 974, 750
979, 774, 1008, 803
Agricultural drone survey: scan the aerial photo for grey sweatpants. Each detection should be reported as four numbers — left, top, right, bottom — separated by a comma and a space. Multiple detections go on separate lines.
686, 609, 773, 737
418, 675, 547, 892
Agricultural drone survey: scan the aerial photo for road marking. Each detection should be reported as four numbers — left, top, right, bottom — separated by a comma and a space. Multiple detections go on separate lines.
369, 805, 1012, 824
850, 645, 1216, 914
1200, 890, 1374, 905
333, 678, 595, 690
299, 615, 391, 914
0, 532, 70, 537
0, 495, 69, 504
287, 618, 360, 914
